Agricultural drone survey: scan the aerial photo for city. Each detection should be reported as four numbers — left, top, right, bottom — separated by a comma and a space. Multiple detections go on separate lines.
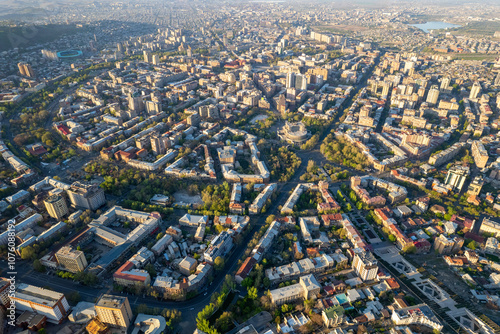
1, 0, 500, 333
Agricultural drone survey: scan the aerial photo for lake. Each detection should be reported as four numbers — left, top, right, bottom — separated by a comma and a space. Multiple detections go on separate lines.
410, 21, 461, 33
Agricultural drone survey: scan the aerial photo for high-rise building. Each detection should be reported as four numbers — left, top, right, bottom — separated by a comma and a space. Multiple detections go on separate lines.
187, 113, 201, 126
145, 100, 161, 115
382, 82, 391, 97
215, 85, 224, 99
11, 284, 70, 323
440, 77, 451, 91
150, 134, 165, 155
470, 82, 481, 99
0, 277, 10, 306
18, 62, 35, 77
352, 250, 378, 281
128, 95, 144, 112
55, 246, 88, 273
199, 105, 219, 119
41, 50, 58, 60
295, 74, 307, 90
95, 295, 133, 329
444, 166, 469, 192
67, 182, 106, 210
143, 50, 152, 63
404, 61, 414, 73
286, 72, 296, 89
426, 85, 440, 105
471, 140, 489, 168
467, 176, 484, 196
433, 235, 463, 254
152, 54, 160, 65
494, 73, 500, 87
44, 194, 69, 220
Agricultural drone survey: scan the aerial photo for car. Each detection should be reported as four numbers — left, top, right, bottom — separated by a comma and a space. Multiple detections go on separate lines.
190, 308, 194, 310
204, 292, 208, 296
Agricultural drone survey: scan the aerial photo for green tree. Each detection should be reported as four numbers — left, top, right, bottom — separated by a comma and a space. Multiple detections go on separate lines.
247, 286, 258, 300
214, 256, 225, 271
265, 215, 276, 225
67, 291, 81, 305
145, 263, 156, 277
304, 299, 315, 312
467, 240, 477, 250
33, 259, 45, 272
263, 277, 271, 289
241, 277, 254, 288
21, 246, 35, 260
215, 311, 233, 333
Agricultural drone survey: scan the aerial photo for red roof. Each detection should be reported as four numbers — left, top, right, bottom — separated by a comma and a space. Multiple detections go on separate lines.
386, 278, 400, 289
56, 124, 71, 136
321, 214, 343, 223
29, 145, 47, 156
414, 239, 431, 249
464, 232, 484, 244
235, 257, 256, 280
113, 261, 148, 282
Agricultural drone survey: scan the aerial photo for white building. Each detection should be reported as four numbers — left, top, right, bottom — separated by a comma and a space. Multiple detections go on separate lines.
11, 284, 70, 323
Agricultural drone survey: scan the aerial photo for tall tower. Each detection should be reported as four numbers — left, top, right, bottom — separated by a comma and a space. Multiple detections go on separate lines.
18, 63, 35, 77
494, 73, 500, 86
426, 85, 440, 105
440, 77, 450, 91
44, 194, 69, 220
470, 82, 481, 99
143, 50, 152, 63
95, 295, 133, 329
286, 72, 296, 89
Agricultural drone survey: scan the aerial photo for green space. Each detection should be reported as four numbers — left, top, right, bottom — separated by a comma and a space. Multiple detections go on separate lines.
320, 134, 370, 170
451, 21, 500, 37
262, 144, 302, 182
0, 24, 80, 51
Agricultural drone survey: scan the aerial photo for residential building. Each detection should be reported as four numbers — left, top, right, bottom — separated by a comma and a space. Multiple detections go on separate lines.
11, 284, 70, 324
391, 304, 443, 331
426, 85, 440, 105
132, 314, 166, 334
67, 182, 106, 210
467, 176, 484, 196
55, 246, 88, 273
179, 257, 198, 276
0, 277, 10, 306
485, 237, 500, 254
249, 183, 276, 214
470, 82, 481, 99
113, 261, 151, 287
18, 62, 35, 77
471, 141, 489, 169
44, 194, 69, 220
444, 166, 469, 192
322, 306, 344, 328
204, 230, 234, 263
428, 142, 464, 166
95, 294, 133, 329
433, 235, 464, 254
352, 249, 378, 281
479, 217, 500, 237
270, 274, 321, 305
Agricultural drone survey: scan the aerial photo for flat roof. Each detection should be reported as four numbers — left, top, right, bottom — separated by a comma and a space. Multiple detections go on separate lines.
96, 294, 128, 309
14, 283, 63, 305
